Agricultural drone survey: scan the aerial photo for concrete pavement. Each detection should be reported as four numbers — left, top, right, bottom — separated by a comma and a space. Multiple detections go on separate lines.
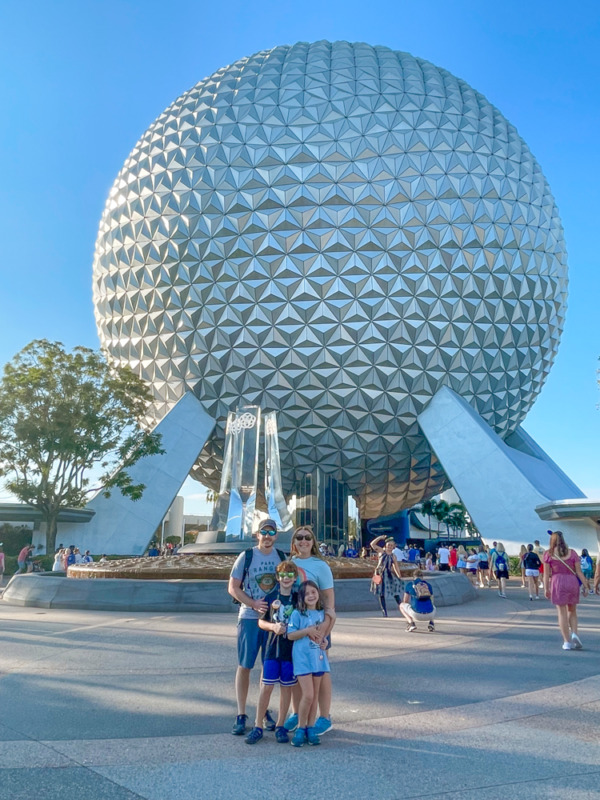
1, 582, 599, 799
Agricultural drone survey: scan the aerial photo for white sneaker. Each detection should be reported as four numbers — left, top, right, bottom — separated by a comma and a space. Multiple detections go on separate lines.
571, 633, 583, 650
529, 596, 533, 601
562, 642, 574, 650
534, 595, 539, 600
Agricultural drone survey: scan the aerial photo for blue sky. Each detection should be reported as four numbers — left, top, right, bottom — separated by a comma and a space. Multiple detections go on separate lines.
0, 0, 598, 513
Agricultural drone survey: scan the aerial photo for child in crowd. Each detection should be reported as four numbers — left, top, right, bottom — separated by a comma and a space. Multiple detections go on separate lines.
580, 549, 594, 592
245, 561, 299, 745
287, 581, 330, 748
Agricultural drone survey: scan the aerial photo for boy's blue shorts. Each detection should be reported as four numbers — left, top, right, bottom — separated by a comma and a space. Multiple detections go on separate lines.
262, 659, 297, 686
237, 619, 267, 669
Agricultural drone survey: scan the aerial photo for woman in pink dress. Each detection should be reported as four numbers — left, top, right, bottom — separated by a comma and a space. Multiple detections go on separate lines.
543, 531, 589, 650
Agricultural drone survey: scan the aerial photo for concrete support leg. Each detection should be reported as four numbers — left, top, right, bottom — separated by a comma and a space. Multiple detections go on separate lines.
418, 386, 599, 554
58, 392, 215, 555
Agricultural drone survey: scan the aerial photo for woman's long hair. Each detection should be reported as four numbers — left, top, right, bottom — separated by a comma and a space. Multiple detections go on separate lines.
296, 580, 323, 613
290, 525, 322, 559
549, 531, 569, 558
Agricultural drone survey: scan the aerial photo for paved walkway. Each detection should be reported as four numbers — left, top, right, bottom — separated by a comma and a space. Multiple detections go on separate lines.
0, 583, 599, 799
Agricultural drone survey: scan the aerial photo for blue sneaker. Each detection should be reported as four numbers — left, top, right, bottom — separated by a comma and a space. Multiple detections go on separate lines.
291, 727, 306, 747
244, 726, 263, 745
313, 716, 332, 735
283, 713, 298, 732
275, 726, 289, 743
263, 710, 276, 731
231, 714, 248, 735
306, 726, 321, 746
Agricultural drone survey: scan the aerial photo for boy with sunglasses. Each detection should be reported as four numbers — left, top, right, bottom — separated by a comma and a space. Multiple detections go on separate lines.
228, 519, 285, 735
245, 561, 299, 744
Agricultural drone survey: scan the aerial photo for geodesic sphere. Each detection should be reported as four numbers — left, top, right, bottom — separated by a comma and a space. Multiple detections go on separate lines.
93, 41, 568, 518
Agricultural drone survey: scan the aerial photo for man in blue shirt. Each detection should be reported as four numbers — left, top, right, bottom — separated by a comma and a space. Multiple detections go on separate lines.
400, 569, 436, 632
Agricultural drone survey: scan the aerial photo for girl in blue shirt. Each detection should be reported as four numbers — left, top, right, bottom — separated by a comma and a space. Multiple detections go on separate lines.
287, 581, 330, 747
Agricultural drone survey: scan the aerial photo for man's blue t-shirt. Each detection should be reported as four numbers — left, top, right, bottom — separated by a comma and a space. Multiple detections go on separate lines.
262, 588, 296, 662
406, 580, 434, 614
408, 547, 420, 562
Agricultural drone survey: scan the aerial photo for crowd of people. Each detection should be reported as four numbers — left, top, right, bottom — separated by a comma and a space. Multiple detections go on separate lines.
52, 545, 94, 571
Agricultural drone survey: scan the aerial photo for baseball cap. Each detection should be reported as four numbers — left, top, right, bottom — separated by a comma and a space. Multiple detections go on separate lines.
258, 519, 278, 534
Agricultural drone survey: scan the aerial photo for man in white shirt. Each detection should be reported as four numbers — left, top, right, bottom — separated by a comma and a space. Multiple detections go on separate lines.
392, 544, 404, 561
437, 544, 450, 572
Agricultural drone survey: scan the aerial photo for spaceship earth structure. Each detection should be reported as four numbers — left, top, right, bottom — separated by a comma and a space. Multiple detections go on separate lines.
93, 41, 568, 518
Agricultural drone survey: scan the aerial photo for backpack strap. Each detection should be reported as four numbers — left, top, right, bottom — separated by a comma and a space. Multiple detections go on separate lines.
240, 547, 254, 586
276, 548, 286, 563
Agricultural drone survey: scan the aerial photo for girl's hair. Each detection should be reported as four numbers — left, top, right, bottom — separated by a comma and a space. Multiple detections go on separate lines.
496, 543, 505, 553
276, 560, 298, 576
520, 545, 527, 554
290, 525, 322, 559
478, 545, 485, 553
581, 548, 589, 557
527, 543, 534, 552
549, 531, 569, 558
296, 580, 323, 612
385, 537, 395, 545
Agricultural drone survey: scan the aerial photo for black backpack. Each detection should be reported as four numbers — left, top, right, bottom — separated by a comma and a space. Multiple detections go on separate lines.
232, 547, 286, 604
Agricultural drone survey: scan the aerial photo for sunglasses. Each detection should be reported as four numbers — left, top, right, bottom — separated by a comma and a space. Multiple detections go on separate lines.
259, 528, 277, 536
277, 572, 297, 579
294, 534, 312, 541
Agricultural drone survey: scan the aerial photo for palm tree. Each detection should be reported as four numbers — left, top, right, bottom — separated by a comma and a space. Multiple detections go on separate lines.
418, 499, 436, 536
433, 499, 450, 534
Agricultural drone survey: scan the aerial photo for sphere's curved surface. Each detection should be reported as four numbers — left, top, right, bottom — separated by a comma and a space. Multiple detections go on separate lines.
93, 41, 568, 517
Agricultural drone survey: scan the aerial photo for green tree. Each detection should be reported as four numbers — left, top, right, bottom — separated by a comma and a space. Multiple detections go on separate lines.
0, 340, 163, 553
433, 499, 450, 534
418, 499, 436, 535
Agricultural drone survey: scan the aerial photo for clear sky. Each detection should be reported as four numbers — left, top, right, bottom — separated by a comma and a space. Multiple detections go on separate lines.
0, 0, 598, 515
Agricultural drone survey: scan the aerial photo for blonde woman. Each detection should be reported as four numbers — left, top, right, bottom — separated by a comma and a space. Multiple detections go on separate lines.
519, 545, 527, 587
490, 543, 509, 598
456, 545, 468, 574
543, 531, 589, 650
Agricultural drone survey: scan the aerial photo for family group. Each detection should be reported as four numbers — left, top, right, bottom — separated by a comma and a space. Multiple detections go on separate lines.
227, 520, 437, 747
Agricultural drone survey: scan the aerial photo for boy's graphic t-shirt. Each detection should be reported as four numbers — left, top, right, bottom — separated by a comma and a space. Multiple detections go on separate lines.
288, 609, 331, 675
262, 588, 296, 662
230, 547, 283, 620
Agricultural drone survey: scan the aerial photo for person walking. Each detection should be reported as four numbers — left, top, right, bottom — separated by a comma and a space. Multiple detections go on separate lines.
228, 519, 285, 736
15, 545, 33, 575
437, 543, 450, 572
0, 543, 5, 584
369, 535, 403, 617
519, 545, 527, 588
456, 545, 468, 575
477, 545, 490, 587
463, 548, 478, 586
580, 549, 593, 592
490, 543, 509, 597
448, 545, 458, 572
522, 544, 542, 600
543, 531, 589, 650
